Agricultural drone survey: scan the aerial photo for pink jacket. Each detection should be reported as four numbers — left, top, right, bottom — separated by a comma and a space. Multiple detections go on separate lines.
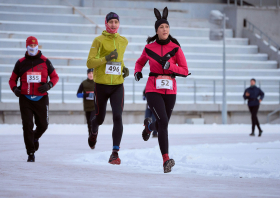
134, 41, 188, 94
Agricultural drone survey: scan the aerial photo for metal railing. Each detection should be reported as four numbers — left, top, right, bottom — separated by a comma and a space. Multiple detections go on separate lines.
1, 76, 280, 104
246, 20, 280, 53
227, 0, 280, 8
267, 107, 280, 123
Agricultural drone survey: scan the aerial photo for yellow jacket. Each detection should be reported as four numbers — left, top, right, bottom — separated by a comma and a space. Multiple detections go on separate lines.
87, 31, 128, 85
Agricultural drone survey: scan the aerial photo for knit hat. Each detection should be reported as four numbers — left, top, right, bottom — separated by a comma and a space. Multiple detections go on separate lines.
154, 7, 169, 32
106, 12, 119, 23
87, 69, 93, 74
26, 36, 38, 47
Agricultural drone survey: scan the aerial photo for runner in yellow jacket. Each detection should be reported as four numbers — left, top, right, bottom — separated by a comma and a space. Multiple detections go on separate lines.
87, 12, 129, 165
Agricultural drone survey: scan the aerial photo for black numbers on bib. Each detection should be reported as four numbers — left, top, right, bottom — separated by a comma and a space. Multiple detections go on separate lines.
29, 75, 39, 81
109, 66, 119, 72
161, 80, 169, 86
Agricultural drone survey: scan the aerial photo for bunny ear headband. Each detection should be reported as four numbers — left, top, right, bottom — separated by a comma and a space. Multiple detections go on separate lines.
154, 7, 169, 32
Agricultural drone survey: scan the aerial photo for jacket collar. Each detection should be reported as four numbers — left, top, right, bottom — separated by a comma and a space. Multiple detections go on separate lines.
156, 37, 170, 45
102, 30, 119, 38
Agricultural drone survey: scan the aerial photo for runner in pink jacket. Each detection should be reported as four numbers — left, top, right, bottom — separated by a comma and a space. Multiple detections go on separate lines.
134, 7, 189, 173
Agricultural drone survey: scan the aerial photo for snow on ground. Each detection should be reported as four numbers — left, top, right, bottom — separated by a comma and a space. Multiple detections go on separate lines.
78, 142, 280, 179
0, 124, 280, 197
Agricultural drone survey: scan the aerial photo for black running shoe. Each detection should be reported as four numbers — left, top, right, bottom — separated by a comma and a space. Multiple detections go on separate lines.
27, 153, 35, 162
34, 139, 39, 151
108, 152, 121, 165
258, 130, 263, 137
88, 132, 97, 149
163, 159, 175, 173
142, 118, 152, 141
249, 132, 255, 136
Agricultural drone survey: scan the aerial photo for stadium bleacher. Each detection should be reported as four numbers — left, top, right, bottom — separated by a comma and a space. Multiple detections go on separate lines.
0, 0, 279, 124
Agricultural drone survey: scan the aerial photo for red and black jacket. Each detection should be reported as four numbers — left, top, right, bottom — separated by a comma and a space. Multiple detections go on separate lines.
9, 51, 59, 96
134, 40, 188, 94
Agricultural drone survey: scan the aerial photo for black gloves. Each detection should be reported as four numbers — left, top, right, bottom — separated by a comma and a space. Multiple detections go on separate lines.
134, 72, 143, 81
38, 82, 53, 93
105, 49, 118, 61
123, 67, 129, 78
13, 87, 21, 97
162, 61, 170, 70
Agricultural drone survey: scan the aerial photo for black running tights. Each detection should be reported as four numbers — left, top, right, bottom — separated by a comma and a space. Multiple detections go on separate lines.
146, 92, 176, 155
91, 83, 124, 147
249, 105, 261, 133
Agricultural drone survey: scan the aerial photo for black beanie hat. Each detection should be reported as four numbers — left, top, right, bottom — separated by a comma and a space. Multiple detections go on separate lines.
154, 7, 169, 32
87, 69, 93, 74
106, 12, 119, 23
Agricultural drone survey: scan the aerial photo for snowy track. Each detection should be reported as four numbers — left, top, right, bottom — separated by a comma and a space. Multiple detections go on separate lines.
0, 124, 280, 197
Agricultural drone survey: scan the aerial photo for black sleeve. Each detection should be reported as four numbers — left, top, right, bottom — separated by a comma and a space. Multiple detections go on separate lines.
13, 60, 21, 89
243, 88, 248, 100
259, 88, 265, 100
77, 82, 84, 95
13, 60, 20, 76
46, 59, 55, 75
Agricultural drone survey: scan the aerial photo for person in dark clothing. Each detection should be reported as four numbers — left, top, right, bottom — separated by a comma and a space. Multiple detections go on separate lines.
8, 36, 59, 162
243, 78, 264, 137
143, 88, 158, 137
77, 69, 95, 136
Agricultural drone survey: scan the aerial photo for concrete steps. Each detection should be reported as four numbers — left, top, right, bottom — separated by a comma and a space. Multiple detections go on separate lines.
0, 20, 234, 37
0, 56, 276, 69
0, 48, 267, 61
0, 11, 217, 28
0, 39, 256, 54
0, 0, 279, 104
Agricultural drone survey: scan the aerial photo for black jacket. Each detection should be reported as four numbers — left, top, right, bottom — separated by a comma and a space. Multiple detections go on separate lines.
243, 86, 264, 107
77, 79, 95, 111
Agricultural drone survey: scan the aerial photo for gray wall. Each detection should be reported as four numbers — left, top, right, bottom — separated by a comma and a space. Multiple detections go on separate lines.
243, 28, 280, 65
244, 0, 280, 7
224, 6, 280, 45
1, 103, 279, 124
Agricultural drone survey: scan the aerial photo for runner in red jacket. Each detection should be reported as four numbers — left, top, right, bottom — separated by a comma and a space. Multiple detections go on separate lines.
9, 36, 59, 162
134, 7, 189, 173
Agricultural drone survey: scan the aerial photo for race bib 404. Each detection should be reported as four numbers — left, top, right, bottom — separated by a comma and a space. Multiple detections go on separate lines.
156, 76, 173, 90
105, 62, 121, 75
27, 72, 41, 83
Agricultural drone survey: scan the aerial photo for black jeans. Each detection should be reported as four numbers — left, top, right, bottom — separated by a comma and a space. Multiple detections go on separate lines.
146, 92, 176, 155
91, 83, 124, 147
248, 105, 261, 133
85, 110, 95, 135
19, 95, 49, 155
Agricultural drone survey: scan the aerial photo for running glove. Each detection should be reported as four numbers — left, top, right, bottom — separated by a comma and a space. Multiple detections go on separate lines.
162, 61, 170, 70
13, 87, 21, 97
123, 67, 129, 78
105, 49, 118, 61
134, 72, 143, 81
38, 82, 53, 93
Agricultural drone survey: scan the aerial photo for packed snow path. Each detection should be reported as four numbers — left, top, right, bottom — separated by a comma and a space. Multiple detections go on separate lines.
0, 124, 280, 197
